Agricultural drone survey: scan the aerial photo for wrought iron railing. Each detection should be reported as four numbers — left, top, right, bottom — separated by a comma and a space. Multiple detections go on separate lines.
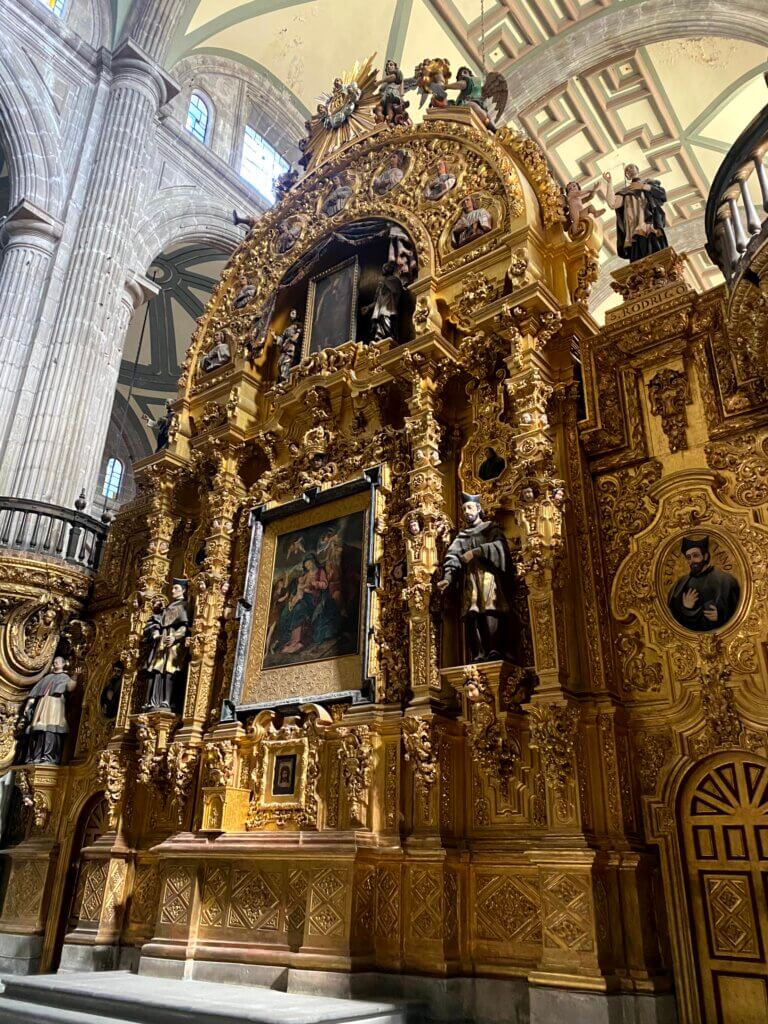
0, 496, 110, 572
706, 73, 768, 287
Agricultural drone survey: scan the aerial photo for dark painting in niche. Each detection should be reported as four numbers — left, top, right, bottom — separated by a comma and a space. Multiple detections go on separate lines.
263, 511, 365, 669
305, 257, 358, 354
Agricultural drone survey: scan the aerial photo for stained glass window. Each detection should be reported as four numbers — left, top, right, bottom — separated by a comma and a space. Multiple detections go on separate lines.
186, 93, 210, 145
41, 0, 66, 15
102, 458, 123, 501
240, 126, 288, 204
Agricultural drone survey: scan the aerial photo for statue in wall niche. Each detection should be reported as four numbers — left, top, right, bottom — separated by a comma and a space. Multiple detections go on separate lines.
602, 165, 668, 262
478, 447, 505, 481
233, 276, 256, 309
451, 195, 493, 248
373, 152, 405, 195
667, 536, 740, 633
374, 59, 410, 125
143, 582, 190, 711
362, 262, 404, 341
437, 494, 513, 663
274, 309, 302, 382
388, 225, 417, 283
22, 655, 77, 765
199, 330, 231, 374
322, 175, 353, 217
562, 180, 604, 237
276, 218, 302, 255
99, 660, 123, 720
144, 400, 174, 452
424, 159, 457, 201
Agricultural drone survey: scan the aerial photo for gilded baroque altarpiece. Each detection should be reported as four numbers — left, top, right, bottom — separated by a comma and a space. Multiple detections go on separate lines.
0, 100, 767, 1023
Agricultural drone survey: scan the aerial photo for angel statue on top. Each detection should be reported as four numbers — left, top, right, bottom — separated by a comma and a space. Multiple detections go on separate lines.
374, 59, 410, 125
446, 66, 508, 133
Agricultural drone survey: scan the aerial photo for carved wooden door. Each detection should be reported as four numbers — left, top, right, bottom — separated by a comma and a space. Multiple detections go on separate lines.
681, 756, 768, 1023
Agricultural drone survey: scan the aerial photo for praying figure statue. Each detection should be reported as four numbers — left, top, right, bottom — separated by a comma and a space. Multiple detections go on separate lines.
451, 195, 493, 248
275, 309, 302, 381
424, 160, 457, 201
143, 582, 190, 711
437, 494, 513, 663
362, 262, 404, 341
602, 165, 668, 263
373, 152, 405, 195
23, 655, 77, 765
199, 330, 231, 374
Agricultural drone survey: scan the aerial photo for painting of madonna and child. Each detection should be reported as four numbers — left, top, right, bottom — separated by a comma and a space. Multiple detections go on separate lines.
263, 512, 365, 670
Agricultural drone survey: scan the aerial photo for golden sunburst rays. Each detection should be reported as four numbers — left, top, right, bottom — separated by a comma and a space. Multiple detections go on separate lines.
304, 54, 380, 170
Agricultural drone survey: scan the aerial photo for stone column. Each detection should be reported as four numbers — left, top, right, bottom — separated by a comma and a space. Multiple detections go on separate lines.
8, 40, 177, 507
0, 201, 62, 490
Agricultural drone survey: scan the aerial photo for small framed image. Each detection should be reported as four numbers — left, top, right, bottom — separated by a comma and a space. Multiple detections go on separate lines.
303, 256, 359, 357
272, 753, 298, 796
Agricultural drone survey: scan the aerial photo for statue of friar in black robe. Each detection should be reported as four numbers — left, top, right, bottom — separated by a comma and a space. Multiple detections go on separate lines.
23, 655, 77, 764
668, 536, 740, 632
603, 164, 668, 262
437, 494, 513, 663
362, 262, 404, 341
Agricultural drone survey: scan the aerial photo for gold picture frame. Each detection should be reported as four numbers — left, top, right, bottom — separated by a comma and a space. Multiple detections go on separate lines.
302, 256, 359, 357
240, 487, 372, 707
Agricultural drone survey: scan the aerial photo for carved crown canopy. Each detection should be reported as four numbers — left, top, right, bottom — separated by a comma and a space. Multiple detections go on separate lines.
180, 117, 545, 394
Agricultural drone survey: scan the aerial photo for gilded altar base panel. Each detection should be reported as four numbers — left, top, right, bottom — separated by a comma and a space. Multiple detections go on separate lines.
1, 85, 767, 1024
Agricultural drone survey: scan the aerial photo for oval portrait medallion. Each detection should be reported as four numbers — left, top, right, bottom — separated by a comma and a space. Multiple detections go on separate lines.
659, 531, 742, 633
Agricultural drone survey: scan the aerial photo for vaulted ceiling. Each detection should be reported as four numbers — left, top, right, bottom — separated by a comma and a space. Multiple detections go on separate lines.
164, 2, 768, 314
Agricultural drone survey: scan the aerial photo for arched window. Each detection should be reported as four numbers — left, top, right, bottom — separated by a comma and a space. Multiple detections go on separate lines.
102, 458, 123, 501
186, 93, 211, 145
240, 126, 289, 204
40, 0, 66, 16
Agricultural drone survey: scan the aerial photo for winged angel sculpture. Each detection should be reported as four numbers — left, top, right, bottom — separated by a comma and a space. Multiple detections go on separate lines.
406, 59, 508, 133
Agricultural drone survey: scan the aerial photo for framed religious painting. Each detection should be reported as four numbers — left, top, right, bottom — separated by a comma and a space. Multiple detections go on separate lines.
226, 471, 381, 712
303, 256, 359, 356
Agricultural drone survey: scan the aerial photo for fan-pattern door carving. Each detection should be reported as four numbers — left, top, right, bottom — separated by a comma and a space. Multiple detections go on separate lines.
681, 757, 768, 1023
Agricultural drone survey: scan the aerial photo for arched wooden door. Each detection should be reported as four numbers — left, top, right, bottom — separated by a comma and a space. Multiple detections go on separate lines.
680, 755, 768, 1023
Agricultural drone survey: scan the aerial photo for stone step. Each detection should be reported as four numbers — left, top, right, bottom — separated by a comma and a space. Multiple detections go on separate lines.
0, 973, 412, 1024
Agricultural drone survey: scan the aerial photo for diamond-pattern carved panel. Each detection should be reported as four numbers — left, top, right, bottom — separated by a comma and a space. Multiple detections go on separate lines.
130, 864, 160, 927
410, 868, 442, 940
307, 867, 346, 938
227, 867, 280, 931
375, 866, 400, 939
159, 867, 193, 926
287, 868, 308, 934
475, 872, 542, 944
77, 859, 108, 924
3, 859, 45, 921
201, 864, 230, 928
704, 874, 760, 958
542, 872, 594, 952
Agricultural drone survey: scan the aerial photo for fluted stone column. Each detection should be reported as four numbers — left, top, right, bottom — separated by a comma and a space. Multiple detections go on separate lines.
8, 39, 177, 506
0, 202, 62, 489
